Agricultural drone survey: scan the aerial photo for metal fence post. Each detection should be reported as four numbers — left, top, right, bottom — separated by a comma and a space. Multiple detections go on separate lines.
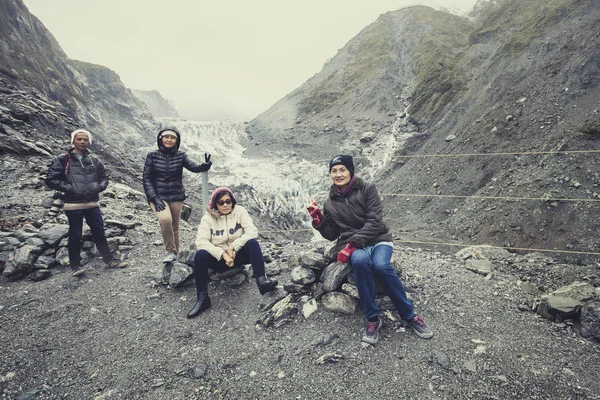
202, 170, 208, 215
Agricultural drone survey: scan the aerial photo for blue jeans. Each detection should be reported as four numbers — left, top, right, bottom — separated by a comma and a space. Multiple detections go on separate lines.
65, 207, 113, 268
192, 238, 265, 296
351, 243, 415, 321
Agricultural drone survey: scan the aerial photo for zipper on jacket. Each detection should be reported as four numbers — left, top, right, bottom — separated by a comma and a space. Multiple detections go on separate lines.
166, 153, 171, 193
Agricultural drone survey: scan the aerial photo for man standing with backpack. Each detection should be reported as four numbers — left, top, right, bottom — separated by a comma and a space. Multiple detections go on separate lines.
45, 128, 127, 276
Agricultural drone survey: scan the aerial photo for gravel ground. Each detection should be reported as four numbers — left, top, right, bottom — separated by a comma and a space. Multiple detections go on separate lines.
1, 204, 599, 400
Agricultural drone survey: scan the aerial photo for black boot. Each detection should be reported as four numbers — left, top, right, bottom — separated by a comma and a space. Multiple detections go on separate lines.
187, 292, 211, 319
256, 276, 278, 295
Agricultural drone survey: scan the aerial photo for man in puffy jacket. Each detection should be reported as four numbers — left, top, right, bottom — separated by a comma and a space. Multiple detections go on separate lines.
142, 127, 211, 264
45, 129, 127, 277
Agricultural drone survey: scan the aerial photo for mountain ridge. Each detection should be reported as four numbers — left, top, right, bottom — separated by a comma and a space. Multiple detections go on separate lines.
0, 0, 158, 190
132, 89, 181, 119
246, 0, 600, 262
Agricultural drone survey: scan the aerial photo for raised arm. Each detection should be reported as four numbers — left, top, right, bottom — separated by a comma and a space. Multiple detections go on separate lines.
183, 152, 212, 173
307, 200, 340, 241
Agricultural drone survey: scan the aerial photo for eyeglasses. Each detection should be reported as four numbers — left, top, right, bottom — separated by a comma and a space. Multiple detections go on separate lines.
217, 199, 232, 206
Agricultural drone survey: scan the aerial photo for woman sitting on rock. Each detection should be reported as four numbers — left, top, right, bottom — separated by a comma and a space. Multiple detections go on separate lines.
143, 127, 212, 264
187, 187, 278, 318
307, 155, 433, 344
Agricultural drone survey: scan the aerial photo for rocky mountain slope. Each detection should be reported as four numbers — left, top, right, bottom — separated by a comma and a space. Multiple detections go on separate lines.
132, 89, 181, 119
246, 0, 600, 263
0, 0, 157, 190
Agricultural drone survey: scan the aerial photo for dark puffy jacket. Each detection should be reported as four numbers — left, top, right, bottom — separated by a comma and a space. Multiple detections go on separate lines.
142, 129, 210, 203
315, 178, 392, 252
45, 149, 108, 203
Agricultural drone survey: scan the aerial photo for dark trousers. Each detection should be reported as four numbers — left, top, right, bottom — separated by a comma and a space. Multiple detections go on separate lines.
65, 207, 113, 268
192, 238, 265, 296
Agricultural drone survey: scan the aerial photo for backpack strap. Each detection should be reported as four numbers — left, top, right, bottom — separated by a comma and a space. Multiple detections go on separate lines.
59, 152, 71, 176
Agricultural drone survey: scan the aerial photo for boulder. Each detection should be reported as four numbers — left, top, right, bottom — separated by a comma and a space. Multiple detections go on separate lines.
321, 292, 357, 315
168, 262, 193, 288
537, 295, 582, 322
302, 299, 318, 319
465, 259, 493, 275
55, 247, 70, 266
2, 245, 40, 278
258, 288, 288, 311
258, 294, 299, 328
321, 261, 352, 292
39, 224, 69, 246
290, 266, 316, 285
580, 302, 600, 341
552, 282, 595, 302
298, 251, 328, 269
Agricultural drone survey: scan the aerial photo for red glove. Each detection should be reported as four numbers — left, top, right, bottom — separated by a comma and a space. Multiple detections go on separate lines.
337, 243, 357, 263
307, 201, 323, 225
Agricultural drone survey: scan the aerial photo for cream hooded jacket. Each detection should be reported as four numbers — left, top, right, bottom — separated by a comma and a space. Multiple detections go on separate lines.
194, 205, 258, 261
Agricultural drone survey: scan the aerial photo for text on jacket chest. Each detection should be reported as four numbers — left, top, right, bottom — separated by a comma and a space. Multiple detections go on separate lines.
211, 223, 242, 236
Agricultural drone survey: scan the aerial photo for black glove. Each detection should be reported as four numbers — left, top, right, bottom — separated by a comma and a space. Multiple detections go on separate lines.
199, 152, 212, 172
62, 184, 73, 195
152, 197, 165, 212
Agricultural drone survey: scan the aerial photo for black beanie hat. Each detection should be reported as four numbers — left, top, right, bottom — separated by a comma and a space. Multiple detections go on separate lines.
329, 155, 355, 176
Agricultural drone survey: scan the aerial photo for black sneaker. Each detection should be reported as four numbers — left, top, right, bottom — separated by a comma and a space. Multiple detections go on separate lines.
406, 315, 433, 339
362, 319, 383, 344
71, 266, 85, 277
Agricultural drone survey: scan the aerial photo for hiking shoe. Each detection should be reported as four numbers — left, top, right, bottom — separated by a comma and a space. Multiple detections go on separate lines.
406, 315, 433, 339
163, 252, 177, 264
256, 276, 278, 295
107, 259, 129, 269
71, 266, 85, 277
362, 318, 383, 344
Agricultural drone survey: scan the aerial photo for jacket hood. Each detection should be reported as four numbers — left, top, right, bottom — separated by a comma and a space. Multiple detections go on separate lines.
209, 187, 237, 211
68, 148, 92, 157
157, 127, 181, 153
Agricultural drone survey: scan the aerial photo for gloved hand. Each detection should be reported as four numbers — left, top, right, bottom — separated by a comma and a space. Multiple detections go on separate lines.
337, 243, 357, 263
62, 184, 73, 195
306, 201, 323, 225
152, 197, 166, 212
199, 153, 212, 172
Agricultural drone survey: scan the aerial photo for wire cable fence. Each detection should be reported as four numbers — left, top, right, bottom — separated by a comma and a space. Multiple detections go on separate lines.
19, 147, 600, 257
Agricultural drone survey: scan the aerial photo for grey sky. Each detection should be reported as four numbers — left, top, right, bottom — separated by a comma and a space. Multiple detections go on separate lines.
23, 0, 479, 121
